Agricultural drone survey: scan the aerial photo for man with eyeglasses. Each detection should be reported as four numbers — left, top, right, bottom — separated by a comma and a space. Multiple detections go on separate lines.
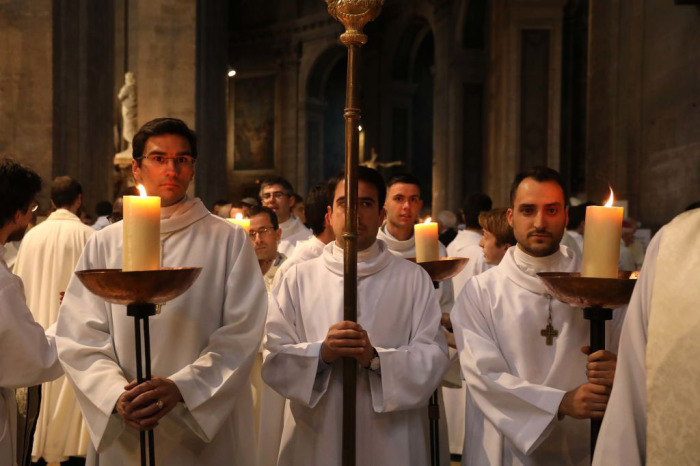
248, 205, 287, 292
0, 158, 62, 466
245, 205, 286, 455
55, 118, 267, 466
260, 177, 311, 257
13, 176, 95, 464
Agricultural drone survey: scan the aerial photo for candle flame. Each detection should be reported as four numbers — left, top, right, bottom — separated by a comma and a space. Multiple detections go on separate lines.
424, 217, 432, 224
234, 213, 243, 220
604, 187, 614, 207
137, 184, 148, 197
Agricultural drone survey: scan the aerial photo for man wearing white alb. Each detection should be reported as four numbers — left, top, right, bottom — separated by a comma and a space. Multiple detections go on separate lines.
260, 176, 312, 257
263, 167, 450, 466
0, 159, 63, 466
13, 176, 94, 464
55, 119, 267, 466
452, 167, 625, 465
447, 192, 493, 296
593, 207, 700, 466
271, 181, 335, 290
259, 182, 335, 466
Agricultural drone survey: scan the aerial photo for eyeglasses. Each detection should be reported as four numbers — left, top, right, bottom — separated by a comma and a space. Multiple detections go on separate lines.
138, 154, 196, 167
261, 191, 289, 201
248, 227, 275, 238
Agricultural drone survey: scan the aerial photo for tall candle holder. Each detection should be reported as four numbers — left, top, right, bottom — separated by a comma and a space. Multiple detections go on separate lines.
409, 256, 468, 466
536, 271, 637, 461
75, 267, 202, 466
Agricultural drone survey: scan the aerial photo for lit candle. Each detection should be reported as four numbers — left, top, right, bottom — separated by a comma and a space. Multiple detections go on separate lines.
581, 188, 624, 278
123, 185, 161, 271
359, 125, 365, 162
228, 213, 250, 233
414, 217, 439, 263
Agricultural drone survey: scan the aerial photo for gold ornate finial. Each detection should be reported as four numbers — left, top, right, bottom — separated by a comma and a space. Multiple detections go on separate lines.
326, 0, 384, 46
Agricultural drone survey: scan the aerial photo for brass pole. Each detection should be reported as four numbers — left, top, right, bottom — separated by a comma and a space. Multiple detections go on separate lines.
325, 2, 384, 466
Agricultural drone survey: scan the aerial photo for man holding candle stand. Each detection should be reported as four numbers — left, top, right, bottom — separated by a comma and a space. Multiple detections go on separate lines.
262, 166, 450, 465
451, 166, 625, 465
55, 118, 267, 466
0, 158, 63, 466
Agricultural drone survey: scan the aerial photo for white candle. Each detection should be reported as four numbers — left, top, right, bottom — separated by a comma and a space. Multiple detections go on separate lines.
228, 213, 250, 233
581, 188, 623, 278
123, 185, 161, 271
414, 218, 439, 263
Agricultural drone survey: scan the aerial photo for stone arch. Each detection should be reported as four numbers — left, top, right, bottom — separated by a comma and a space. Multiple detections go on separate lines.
303, 45, 347, 185
384, 17, 435, 206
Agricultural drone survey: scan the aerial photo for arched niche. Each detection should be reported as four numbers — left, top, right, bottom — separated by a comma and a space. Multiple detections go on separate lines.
304, 45, 348, 185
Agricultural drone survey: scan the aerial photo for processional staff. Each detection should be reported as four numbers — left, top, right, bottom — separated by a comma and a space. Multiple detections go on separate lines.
324, 1, 384, 466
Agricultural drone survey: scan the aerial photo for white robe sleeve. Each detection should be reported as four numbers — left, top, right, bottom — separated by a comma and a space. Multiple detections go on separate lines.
261, 268, 332, 408
452, 280, 567, 455
55, 238, 134, 452
592, 230, 661, 466
0, 279, 61, 388
368, 270, 450, 413
166, 235, 267, 442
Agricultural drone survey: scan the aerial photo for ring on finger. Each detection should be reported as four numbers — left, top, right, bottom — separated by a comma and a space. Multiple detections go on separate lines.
156, 400, 164, 410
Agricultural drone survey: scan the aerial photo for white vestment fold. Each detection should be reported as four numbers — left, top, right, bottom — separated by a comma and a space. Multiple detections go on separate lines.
13, 209, 94, 462
271, 235, 325, 290
277, 216, 312, 258
446, 229, 491, 297
443, 228, 492, 454
594, 208, 700, 466
376, 225, 455, 463
0, 244, 62, 466
55, 198, 267, 466
259, 235, 326, 466
262, 240, 450, 466
452, 246, 626, 465
591, 229, 662, 466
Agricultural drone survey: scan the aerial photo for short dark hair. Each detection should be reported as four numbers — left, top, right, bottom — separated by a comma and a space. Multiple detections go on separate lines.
248, 205, 279, 230
260, 177, 294, 197
305, 181, 330, 235
462, 193, 493, 229
509, 166, 569, 207
51, 176, 82, 208
132, 118, 197, 165
212, 199, 228, 209
328, 166, 387, 211
567, 202, 593, 229
292, 193, 304, 205
386, 173, 421, 193
95, 200, 113, 217
0, 158, 42, 227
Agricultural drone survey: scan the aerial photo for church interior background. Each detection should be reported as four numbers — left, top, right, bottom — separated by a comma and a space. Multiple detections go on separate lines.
1, 0, 698, 231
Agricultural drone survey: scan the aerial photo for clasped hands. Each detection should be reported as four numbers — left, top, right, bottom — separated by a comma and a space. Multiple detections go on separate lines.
558, 346, 617, 420
321, 321, 375, 368
115, 376, 183, 431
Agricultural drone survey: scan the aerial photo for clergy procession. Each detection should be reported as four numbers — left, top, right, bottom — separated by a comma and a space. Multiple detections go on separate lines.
0, 112, 696, 466
2, 1, 700, 465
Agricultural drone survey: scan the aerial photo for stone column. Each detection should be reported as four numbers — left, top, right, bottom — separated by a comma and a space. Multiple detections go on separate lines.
585, 0, 626, 203
279, 43, 304, 193
195, 0, 229, 209
431, 0, 452, 214
134, 0, 196, 126
53, 0, 115, 210
0, 1, 53, 208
